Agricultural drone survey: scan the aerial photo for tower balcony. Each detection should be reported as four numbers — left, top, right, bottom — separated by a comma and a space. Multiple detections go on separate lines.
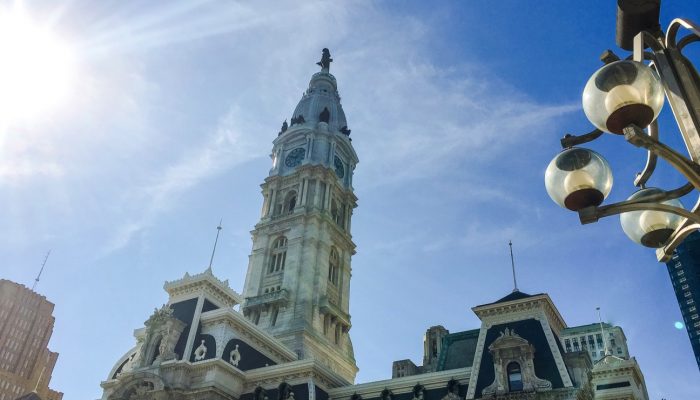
243, 288, 290, 311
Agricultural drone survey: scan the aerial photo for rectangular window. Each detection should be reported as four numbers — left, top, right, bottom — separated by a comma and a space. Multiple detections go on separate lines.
682, 284, 690, 290
689, 299, 695, 305
596, 334, 603, 344
270, 307, 279, 327
680, 277, 687, 283
686, 291, 692, 298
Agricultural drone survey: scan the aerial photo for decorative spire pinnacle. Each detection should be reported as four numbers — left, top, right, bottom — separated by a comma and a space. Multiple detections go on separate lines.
207, 219, 223, 272
32, 250, 51, 292
509, 240, 519, 292
316, 48, 332, 71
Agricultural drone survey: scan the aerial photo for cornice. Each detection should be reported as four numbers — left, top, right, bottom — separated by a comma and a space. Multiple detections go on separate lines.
329, 367, 471, 399
164, 269, 242, 307
245, 359, 350, 391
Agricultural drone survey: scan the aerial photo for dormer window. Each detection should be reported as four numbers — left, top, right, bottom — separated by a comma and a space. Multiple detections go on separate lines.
507, 362, 523, 392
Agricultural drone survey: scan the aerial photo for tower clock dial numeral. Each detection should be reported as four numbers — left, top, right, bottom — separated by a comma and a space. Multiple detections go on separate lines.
334, 155, 345, 178
285, 148, 305, 168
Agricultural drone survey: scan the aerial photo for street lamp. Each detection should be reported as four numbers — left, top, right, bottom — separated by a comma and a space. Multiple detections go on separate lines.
545, 0, 700, 262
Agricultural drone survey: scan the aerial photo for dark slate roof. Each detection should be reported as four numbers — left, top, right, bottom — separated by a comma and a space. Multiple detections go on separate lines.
15, 393, 42, 400
436, 329, 480, 371
477, 290, 544, 307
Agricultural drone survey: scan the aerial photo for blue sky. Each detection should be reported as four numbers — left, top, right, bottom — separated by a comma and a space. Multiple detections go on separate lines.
2, 1, 700, 399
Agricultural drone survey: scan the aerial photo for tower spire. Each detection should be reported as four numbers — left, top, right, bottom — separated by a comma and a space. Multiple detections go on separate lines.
597, 306, 611, 357
509, 240, 519, 293
32, 250, 51, 292
207, 219, 223, 272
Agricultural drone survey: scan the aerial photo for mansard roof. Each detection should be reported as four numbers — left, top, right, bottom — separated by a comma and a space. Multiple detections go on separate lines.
486, 290, 540, 306
436, 329, 479, 371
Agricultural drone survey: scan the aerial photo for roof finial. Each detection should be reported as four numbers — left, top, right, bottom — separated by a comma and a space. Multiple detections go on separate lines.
32, 250, 51, 292
316, 48, 332, 71
596, 307, 611, 357
207, 219, 223, 272
509, 240, 519, 293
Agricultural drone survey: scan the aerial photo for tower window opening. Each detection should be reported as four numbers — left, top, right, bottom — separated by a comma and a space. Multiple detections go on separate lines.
328, 248, 340, 286
284, 191, 297, 214
507, 362, 523, 392
330, 199, 344, 227
268, 236, 288, 274
271, 307, 279, 327
334, 324, 342, 345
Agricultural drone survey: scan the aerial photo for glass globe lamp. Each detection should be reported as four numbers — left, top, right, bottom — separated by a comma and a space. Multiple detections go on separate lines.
582, 61, 664, 134
620, 187, 685, 248
545, 148, 613, 211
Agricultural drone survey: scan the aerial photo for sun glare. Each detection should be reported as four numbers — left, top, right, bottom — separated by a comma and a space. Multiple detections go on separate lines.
0, 7, 75, 126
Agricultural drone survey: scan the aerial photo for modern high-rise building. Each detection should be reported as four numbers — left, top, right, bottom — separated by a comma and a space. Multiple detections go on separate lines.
665, 231, 700, 371
0, 280, 63, 400
100, 51, 650, 400
559, 323, 629, 363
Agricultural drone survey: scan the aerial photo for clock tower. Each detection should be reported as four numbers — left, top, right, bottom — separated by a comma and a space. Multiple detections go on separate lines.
241, 49, 359, 383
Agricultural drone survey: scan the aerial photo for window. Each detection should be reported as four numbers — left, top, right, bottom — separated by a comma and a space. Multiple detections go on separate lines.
564, 338, 571, 352
617, 347, 622, 354
328, 248, 340, 286
682, 284, 690, 290
334, 324, 342, 345
330, 199, 343, 227
284, 191, 297, 214
270, 307, 279, 327
507, 362, 523, 392
596, 334, 603, 345
268, 237, 288, 273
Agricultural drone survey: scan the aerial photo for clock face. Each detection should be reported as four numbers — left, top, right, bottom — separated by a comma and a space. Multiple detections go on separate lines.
285, 148, 305, 168
334, 155, 345, 178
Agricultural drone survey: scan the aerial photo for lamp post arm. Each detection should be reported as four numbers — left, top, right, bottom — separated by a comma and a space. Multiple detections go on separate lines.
624, 124, 700, 189
634, 120, 659, 187
666, 18, 700, 49
578, 201, 700, 226
560, 128, 604, 149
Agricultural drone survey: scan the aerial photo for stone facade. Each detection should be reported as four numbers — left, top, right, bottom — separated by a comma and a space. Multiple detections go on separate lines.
0, 279, 62, 400
241, 63, 359, 383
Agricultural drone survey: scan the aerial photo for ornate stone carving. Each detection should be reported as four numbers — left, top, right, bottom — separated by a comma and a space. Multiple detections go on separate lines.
482, 329, 552, 398
380, 388, 393, 400
441, 379, 461, 400
411, 384, 425, 400
194, 340, 208, 361
230, 344, 241, 366
138, 305, 186, 366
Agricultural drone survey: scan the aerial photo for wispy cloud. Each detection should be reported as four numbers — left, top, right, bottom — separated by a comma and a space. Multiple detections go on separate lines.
101, 105, 266, 254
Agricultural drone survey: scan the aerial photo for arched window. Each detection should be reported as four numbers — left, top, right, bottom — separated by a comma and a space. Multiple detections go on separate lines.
328, 248, 340, 286
268, 236, 288, 273
330, 199, 343, 226
284, 191, 297, 214
507, 362, 523, 392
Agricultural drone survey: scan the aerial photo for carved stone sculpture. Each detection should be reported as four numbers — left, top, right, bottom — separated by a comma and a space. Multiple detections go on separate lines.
230, 344, 241, 366
278, 120, 288, 136
316, 48, 332, 70
194, 340, 208, 361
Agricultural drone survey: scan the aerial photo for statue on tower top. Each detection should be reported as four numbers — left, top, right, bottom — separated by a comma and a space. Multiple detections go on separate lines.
316, 48, 332, 71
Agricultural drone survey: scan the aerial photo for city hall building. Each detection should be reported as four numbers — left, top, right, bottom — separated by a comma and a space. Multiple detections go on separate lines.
100, 52, 649, 400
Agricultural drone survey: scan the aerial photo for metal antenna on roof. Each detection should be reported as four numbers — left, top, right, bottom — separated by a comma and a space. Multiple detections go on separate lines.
509, 240, 519, 293
207, 219, 223, 272
597, 307, 611, 356
32, 250, 51, 292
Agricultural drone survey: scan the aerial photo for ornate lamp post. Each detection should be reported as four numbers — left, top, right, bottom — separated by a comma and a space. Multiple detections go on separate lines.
545, 0, 700, 261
